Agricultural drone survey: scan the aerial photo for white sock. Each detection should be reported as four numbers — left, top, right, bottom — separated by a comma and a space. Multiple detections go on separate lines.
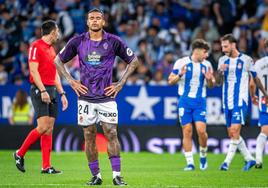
199, 146, 207, 158
96, 173, 102, 179
256, 133, 267, 164
112, 171, 120, 179
184, 151, 194, 165
224, 139, 239, 165
238, 136, 254, 161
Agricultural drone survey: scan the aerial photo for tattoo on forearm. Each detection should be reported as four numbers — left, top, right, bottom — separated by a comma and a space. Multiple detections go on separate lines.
54, 56, 74, 82
118, 57, 140, 86
216, 70, 224, 85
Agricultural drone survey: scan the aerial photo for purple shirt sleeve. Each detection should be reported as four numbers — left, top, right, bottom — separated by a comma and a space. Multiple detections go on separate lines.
58, 36, 80, 63
113, 36, 135, 64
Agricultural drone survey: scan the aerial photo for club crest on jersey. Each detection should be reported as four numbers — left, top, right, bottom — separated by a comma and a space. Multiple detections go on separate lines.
201, 67, 206, 74
237, 63, 242, 69
79, 116, 83, 123
261, 97, 266, 104
103, 42, 108, 50
86, 51, 101, 66
187, 66, 191, 71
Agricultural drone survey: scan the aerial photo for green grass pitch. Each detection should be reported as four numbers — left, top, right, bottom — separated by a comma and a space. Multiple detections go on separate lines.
0, 151, 267, 187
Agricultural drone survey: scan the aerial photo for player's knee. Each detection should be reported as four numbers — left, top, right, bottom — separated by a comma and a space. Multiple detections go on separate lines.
197, 129, 207, 137
106, 128, 118, 140
183, 129, 192, 138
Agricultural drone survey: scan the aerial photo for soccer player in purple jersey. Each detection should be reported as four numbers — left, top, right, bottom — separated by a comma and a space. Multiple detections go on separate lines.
54, 8, 139, 186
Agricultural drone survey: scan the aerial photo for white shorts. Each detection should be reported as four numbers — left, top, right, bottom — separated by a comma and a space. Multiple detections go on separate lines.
78, 100, 118, 126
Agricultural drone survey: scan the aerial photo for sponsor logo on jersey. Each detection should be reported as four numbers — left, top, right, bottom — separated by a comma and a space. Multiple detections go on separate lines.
126, 48, 133, 56
99, 111, 117, 117
86, 51, 101, 66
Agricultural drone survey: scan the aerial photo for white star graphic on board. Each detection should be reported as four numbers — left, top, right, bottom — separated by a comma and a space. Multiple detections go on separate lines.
126, 86, 161, 120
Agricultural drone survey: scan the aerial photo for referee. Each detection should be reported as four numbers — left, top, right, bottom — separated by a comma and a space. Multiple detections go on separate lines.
13, 20, 68, 174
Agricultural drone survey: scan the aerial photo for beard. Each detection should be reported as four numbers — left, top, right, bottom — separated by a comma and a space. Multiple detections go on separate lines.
90, 27, 102, 32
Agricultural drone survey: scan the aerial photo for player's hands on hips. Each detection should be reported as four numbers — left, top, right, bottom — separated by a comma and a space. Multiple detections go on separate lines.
61, 95, 68, 111
41, 92, 51, 104
251, 95, 258, 106
104, 83, 122, 98
70, 80, 88, 97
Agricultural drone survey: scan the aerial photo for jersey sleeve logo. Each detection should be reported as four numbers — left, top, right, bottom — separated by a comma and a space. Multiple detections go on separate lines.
126, 48, 133, 56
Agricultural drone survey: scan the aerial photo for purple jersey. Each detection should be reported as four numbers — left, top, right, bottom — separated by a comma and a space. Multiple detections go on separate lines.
59, 31, 135, 103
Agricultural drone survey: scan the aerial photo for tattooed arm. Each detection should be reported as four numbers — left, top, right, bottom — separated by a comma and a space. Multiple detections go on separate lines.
104, 57, 140, 98
54, 55, 88, 96
215, 70, 224, 86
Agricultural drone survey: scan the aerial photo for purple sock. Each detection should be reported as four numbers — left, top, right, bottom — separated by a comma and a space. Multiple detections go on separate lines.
88, 160, 100, 176
109, 156, 121, 172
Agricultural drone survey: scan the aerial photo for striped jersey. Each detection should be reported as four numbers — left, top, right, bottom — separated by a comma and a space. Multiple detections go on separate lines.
172, 56, 213, 99
218, 53, 256, 110
254, 56, 268, 113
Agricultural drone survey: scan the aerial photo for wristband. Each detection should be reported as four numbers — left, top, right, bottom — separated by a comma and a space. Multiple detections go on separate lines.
41, 90, 47, 93
60, 91, 66, 96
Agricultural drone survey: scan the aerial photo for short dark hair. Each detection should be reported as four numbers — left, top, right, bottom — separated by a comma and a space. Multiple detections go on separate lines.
221, 34, 237, 44
88, 8, 104, 16
41, 20, 57, 36
191, 39, 210, 51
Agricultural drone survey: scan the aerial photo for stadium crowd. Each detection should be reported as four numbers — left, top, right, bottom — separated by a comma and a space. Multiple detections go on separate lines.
0, 0, 268, 85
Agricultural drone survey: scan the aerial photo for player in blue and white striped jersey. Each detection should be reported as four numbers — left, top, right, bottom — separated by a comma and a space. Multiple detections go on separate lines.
168, 39, 214, 171
216, 34, 268, 171
249, 41, 268, 168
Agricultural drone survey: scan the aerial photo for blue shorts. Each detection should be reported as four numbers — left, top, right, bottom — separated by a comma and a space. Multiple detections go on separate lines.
224, 104, 248, 128
178, 97, 206, 126
258, 111, 268, 126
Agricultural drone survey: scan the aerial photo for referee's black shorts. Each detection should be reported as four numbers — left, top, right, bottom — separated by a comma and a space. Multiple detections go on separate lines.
30, 85, 58, 119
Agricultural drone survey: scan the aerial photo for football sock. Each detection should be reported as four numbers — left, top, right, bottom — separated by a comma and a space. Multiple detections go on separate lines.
17, 129, 41, 157
256, 133, 267, 164
199, 146, 207, 158
224, 139, 239, 165
109, 156, 121, 178
89, 160, 100, 177
41, 134, 52, 169
184, 151, 194, 165
237, 136, 254, 161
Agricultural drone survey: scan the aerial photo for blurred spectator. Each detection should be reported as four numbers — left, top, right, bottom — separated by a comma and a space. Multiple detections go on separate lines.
8, 89, 34, 125
0, 0, 267, 86
69, 0, 86, 34
191, 18, 220, 43
213, 0, 238, 35
121, 20, 140, 53
1, 8, 22, 48
207, 40, 222, 71
157, 51, 174, 80
111, 0, 135, 24
0, 64, 8, 85
50, 10, 74, 41
150, 2, 171, 29
149, 70, 167, 85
